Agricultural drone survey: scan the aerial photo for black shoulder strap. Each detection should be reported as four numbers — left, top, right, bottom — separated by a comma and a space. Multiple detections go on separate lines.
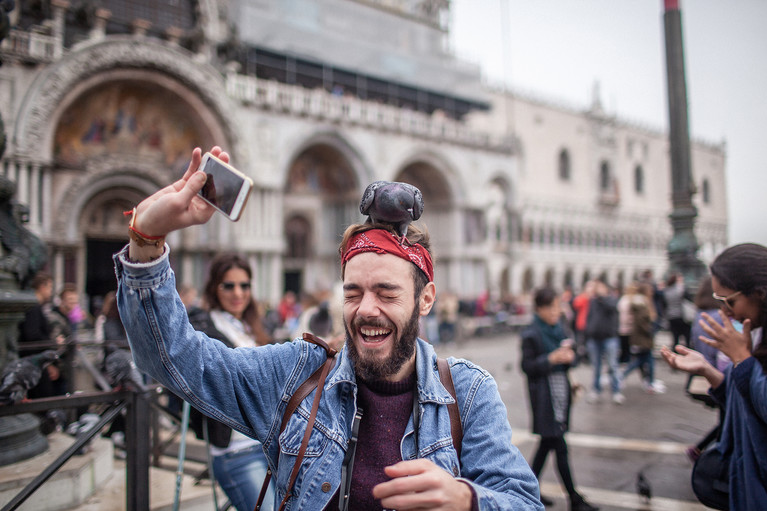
437, 357, 463, 459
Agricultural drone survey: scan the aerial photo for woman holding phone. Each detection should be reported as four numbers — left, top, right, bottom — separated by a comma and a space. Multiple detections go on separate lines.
521, 287, 598, 511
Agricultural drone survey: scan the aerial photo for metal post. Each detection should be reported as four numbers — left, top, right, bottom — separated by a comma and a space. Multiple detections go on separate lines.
662, 0, 706, 285
126, 390, 151, 511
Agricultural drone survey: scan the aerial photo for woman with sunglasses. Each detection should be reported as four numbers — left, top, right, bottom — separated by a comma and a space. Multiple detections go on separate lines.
187, 253, 274, 511
661, 243, 767, 510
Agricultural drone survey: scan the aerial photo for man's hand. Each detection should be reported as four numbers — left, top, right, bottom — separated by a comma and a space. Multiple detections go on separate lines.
372, 459, 473, 510
132, 147, 229, 237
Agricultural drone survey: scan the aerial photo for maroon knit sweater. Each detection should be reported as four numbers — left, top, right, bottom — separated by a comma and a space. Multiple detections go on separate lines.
326, 374, 478, 510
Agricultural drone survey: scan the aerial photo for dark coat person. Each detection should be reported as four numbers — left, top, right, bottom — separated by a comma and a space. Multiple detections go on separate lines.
521, 287, 598, 511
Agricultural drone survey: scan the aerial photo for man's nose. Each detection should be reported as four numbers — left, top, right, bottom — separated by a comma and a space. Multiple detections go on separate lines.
356, 292, 381, 318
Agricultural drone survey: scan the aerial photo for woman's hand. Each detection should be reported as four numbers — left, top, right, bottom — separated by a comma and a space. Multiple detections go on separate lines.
548, 346, 575, 365
132, 147, 228, 237
698, 311, 752, 366
660, 345, 724, 388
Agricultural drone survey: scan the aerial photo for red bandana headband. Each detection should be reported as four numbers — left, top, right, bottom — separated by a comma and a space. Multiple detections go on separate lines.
342, 229, 434, 282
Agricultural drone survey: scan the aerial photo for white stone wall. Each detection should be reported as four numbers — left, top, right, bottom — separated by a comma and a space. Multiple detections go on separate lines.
0, 1, 728, 308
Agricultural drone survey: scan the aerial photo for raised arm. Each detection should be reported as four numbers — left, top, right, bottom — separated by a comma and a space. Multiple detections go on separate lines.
127, 146, 225, 262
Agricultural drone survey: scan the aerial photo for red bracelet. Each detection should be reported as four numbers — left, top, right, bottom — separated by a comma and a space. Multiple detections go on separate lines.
124, 208, 165, 247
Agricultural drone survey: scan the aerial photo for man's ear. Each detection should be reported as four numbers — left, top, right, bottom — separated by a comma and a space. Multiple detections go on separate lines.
419, 282, 436, 316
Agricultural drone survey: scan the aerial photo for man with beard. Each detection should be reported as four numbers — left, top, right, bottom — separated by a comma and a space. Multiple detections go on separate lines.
115, 146, 542, 510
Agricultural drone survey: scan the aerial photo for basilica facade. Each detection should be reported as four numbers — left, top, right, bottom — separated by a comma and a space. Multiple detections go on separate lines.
0, 0, 727, 312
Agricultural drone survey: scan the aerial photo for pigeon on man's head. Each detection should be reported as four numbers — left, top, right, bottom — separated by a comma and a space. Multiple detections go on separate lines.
104, 349, 146, 392
0, 350, 59, 405
360, 181, 424, 239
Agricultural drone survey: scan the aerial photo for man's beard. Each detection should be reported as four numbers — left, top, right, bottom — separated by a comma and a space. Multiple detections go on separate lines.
346, 304, 420, 382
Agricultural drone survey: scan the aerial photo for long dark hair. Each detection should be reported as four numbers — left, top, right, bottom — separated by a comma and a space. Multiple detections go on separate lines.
203, 253, 271, 345
710, 243, 767, 371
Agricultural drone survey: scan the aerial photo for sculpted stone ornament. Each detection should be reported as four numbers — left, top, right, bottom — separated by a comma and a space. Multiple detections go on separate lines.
0, 175, 47, 290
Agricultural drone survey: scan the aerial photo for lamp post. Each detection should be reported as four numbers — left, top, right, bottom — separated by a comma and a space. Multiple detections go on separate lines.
662, 0, 706, 286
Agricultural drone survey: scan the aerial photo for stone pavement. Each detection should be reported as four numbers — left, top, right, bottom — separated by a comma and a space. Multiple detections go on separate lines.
435, 331, 718, 511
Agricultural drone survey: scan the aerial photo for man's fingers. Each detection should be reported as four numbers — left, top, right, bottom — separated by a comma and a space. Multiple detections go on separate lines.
180, 171, 209, 199
373, 460, 443, 499
382, 459, 431, 478
181, 147, 203, 180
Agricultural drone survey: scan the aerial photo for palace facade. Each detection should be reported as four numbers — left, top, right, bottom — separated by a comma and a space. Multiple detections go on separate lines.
0, 0, 727, 312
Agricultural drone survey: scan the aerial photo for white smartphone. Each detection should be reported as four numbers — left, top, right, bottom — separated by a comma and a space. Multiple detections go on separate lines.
197, 152, 254, 221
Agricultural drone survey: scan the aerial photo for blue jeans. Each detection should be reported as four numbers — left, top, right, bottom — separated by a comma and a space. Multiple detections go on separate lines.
212, 445, 274, 511
622, 349, 654, 384
586, 337, 621, 394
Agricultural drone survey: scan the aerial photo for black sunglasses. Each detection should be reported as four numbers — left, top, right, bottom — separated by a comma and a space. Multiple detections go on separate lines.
219, 282, 251, 292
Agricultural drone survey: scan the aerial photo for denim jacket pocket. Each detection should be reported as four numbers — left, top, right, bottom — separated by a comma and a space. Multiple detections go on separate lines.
275, 410, 332, 502
420, 438, 461, 477
278, 412, 330, 457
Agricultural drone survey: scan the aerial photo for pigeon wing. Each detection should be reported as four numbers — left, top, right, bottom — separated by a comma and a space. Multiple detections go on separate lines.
403, 182, 424, 220
360, 181, 387, 216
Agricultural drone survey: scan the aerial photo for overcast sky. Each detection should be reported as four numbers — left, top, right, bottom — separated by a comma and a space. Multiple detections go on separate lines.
450, 0, 767, 246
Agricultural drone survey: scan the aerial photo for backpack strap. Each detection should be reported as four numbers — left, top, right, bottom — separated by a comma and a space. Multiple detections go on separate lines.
255, 333, 337, 511
437, 357, 463, 460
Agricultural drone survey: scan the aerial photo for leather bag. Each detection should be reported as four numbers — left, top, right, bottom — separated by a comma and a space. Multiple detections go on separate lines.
691, 442, 730, 510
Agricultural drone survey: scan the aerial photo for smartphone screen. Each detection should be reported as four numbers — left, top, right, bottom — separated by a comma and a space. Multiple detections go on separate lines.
198, 154, 251, 219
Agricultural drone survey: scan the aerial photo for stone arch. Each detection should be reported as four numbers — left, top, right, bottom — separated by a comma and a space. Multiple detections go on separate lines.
284, 131, 371, 194
485, 175, 516, 245
563, 268, 574, 290
394, 153, 456, 256
59, 158, 168, 242
395, 150, 464, 205
522, 267, 535, 294
13, 37, 242, 164
544, 268, 555, 287
282, 132, 366, 294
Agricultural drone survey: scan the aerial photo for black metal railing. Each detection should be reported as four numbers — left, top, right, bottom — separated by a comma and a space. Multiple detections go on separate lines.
0, 337, 199, 511
0, 388, 149, 511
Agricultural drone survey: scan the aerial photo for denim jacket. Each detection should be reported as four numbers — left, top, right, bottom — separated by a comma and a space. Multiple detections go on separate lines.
710, 356, 767, 510
114, 246, 542, 510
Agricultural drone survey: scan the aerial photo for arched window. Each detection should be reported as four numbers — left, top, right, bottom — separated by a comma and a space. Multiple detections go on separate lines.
702, 178, 711, 204
634, 165, 644, 194
599, 160, 611, 190
558, 149, 571, 181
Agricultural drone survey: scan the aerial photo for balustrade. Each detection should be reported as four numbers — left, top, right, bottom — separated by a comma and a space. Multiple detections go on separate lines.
225, 73, 510, 152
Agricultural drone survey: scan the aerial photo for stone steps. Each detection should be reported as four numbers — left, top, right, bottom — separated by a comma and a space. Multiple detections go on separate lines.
0, 433, 113, 511
0, 431, 228, 511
